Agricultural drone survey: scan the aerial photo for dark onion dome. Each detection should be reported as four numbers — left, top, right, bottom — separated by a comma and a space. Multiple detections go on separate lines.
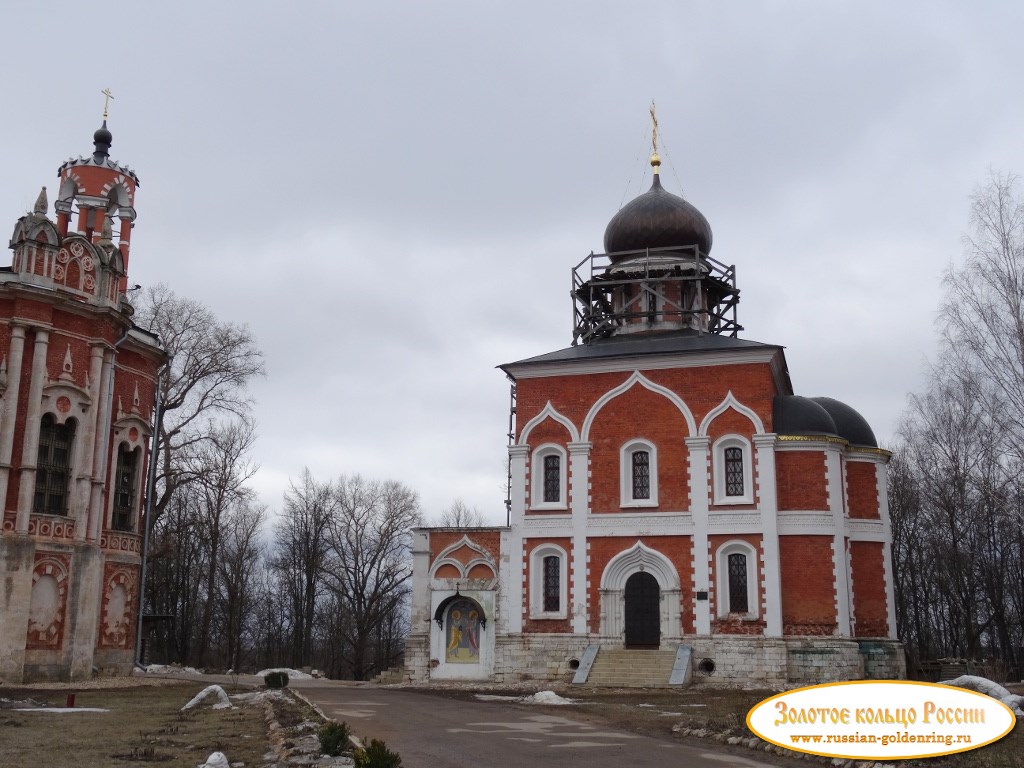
603, 157, 713, 259
811, 397, 878, 447
773, 395, 838, 437
93, 120, 113, 161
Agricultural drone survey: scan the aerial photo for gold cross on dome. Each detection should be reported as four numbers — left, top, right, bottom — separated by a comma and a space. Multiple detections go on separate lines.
102, 88, 114, 119
650, 99, 659, 155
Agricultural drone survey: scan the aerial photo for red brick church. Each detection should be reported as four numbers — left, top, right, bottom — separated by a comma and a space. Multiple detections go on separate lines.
0, 118, 163, 682
407, 141, 903, 686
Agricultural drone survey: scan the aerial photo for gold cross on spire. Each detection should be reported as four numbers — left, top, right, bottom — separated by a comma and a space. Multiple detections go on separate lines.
649, 99, 661, 173
101, 88, 114, 120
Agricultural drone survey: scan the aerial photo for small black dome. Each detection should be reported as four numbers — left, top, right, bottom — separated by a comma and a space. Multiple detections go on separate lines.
603, 173, 713, 258
93, 121, 112, 160
811, 398, 878, 447
773, 396, 838, 437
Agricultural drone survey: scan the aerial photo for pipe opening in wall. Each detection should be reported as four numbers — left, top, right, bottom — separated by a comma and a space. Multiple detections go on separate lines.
698, 658, 716, 674
568, 658, 580, 670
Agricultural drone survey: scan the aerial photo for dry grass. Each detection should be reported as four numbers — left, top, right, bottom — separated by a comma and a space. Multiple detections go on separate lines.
0, 682, 275, 768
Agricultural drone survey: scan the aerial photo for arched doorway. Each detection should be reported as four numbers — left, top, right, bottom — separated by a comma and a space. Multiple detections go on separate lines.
624, 571, 660, 648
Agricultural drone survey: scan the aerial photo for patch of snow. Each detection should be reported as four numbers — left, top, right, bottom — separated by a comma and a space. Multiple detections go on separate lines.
14, 707, 109, 713
198, 752, 229, 768
638, 703, 656, 708
256, 667, 312, 679
940, 675, 1023, 717
182, 685, 234, 711
530, 690, 574, 705
142, 663, 202, 675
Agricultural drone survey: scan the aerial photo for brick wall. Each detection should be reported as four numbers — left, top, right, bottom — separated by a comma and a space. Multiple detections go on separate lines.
779, 535, 837, 635
776, 451, 827, 510
850, 540, 889, 637
846, 461, 880, 520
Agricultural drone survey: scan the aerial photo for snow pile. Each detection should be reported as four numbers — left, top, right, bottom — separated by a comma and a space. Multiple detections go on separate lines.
182, 685, 234, 711
141, 663, 203, 675
198, 752, 229, 768
256, 667, 313, 679
474, 690, 575, 705
940, 675, 1023, 717
529, 690, 574, 705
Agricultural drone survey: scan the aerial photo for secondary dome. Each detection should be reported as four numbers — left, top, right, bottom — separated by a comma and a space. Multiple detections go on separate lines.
603, 160, 713, 258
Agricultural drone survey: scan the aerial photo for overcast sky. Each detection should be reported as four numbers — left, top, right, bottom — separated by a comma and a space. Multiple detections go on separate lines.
3, 2, 1023, 524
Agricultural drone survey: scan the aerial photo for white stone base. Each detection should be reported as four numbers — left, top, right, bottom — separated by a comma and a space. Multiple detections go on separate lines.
404, 632, 906, 686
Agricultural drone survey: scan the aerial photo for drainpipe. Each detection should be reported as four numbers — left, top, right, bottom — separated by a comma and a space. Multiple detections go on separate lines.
135, 362, 165, 668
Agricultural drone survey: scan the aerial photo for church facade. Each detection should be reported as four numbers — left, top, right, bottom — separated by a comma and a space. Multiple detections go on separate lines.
407, 148, 904, 686
0, 121, 163, 682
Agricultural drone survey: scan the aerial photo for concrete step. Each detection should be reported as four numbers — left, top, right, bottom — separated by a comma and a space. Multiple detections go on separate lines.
584, 649, 678, 687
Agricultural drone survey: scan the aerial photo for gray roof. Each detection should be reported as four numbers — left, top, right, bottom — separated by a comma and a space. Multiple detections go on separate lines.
500, 330, 782, 371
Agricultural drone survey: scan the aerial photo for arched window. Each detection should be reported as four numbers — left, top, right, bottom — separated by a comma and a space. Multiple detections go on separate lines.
715, 540, 759, 619
112, 444, 138, 532
712, 435, 754, 505
34, 415, 76, 515
543, 555, 560, 612
620, 439, 658, 507
530, 444, 567, 510
529, 544, 568, 619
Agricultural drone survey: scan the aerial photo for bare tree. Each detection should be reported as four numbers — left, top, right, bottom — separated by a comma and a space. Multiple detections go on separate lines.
272, 469, 335, 668
216, 500, 266, 672
134, 284, 265, 523
323, 475, 421, 680
435, 497, 485, 527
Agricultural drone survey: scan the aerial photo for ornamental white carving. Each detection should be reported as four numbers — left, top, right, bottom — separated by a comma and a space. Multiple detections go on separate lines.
56, 248, 70, 264
69, 241, 84, 257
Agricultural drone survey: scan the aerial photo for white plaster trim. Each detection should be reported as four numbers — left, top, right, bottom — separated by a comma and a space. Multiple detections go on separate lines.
429, 535, 498, 580
528, 543, 569, 619
529, 443, 568, 510
518, 400, 580, 445
599, 541, 680, 590
581, 370, 696, 439
714, 539, 760, 620
619, 438, 659, 507
698, 390, 765, 436
711, 434, 754, 505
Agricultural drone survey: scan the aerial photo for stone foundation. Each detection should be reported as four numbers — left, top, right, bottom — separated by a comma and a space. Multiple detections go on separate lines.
404, 631, 905, 686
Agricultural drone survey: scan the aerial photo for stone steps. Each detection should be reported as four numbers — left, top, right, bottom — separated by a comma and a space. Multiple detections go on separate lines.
583, 648, 679, 687
372, 666, 409, 684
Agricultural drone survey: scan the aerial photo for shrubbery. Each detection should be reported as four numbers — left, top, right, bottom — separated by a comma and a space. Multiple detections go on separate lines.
353, 738, 402, 768
318, 721, 351, 756
263, 671, 289, 688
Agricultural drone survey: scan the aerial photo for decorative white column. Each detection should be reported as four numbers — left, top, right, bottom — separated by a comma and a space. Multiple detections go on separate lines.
754, 433, 783, 637
16, 328, 49, 533
88, 349, 113, 542
874, 458, 898, 639
505, 444, 529, 634
73, 343, 106, 542
568, 440, 591, 634
685, 436, 711, 635
0, 324, 27, 518
825, 448, 852, 636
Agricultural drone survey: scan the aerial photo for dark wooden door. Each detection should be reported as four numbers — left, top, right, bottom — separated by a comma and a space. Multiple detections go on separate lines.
624, 571, 660, 648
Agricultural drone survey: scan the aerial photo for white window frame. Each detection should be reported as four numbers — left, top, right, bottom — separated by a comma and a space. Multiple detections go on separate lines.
530, 443, 568, 510
712, 435, 754, 505
715, 540, 760, 620
620, 439, 658, 508
529, 543, 568, 619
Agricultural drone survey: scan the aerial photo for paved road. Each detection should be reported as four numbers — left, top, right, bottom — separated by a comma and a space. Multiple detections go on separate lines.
291, 680, 787, 768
